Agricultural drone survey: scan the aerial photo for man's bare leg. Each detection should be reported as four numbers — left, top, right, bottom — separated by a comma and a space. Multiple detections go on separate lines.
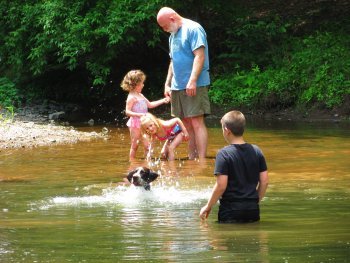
191, 115, 207, 159
183, 115, 207, 159
183, 118, 197, 159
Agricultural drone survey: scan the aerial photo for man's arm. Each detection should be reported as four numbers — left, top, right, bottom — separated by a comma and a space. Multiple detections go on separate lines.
186, 46, 205, 96
164, 60, 173, 98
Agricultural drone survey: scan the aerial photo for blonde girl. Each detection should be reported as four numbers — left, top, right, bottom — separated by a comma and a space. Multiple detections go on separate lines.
140, 113, 189, 161
121, 70, 169, 160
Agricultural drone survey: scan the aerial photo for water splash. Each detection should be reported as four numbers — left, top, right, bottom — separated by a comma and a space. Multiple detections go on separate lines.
35, 184, 212, 210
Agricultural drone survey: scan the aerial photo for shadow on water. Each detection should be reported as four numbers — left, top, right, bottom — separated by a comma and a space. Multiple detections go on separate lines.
1, 119, 350, 262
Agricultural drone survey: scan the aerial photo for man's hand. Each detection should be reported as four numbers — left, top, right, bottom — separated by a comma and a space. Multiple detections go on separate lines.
164, 84, 172, 98
186, 80, 197, 96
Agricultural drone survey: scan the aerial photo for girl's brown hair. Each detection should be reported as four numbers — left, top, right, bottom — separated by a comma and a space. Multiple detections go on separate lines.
120, 70, 146, 92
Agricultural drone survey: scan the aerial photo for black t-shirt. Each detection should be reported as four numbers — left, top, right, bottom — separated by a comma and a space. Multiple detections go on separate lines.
214, 143, 267, 202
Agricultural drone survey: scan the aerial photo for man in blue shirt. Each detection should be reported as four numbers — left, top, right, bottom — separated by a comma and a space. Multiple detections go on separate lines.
157, 7, 211, 160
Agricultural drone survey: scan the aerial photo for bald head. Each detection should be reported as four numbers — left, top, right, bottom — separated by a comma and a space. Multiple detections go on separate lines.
157, 7, 176, 21
157, 7, 182, 33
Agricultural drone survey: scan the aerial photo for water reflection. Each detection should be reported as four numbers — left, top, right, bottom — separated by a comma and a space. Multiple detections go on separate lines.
199, 221, 270, 262
1, 120, 350, 262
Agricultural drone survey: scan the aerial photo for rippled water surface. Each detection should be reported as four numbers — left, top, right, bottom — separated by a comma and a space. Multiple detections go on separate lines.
1, 119, 350, 262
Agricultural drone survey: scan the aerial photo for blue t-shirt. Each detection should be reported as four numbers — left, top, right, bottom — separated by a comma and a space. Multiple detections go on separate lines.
169, 19, 210, 90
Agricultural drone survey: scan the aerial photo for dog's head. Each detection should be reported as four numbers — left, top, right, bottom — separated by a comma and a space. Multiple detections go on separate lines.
126, 166, 159, 190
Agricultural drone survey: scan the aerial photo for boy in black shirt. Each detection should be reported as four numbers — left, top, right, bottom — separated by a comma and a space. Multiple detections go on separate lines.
199, 110, 269, 223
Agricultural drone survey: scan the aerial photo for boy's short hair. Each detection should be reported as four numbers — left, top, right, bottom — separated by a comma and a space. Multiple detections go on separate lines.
221, 111, 246, 136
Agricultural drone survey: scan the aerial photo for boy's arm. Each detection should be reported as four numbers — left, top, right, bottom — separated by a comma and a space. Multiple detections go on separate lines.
199, 174, 227, 220
258, 170, 269, 202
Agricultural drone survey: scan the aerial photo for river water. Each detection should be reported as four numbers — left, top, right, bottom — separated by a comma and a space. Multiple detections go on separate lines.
1, 118, 349, 262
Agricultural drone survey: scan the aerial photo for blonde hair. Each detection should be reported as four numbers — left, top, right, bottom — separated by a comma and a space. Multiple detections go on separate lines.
120, 70, 146, 92
140, 113, 162, 136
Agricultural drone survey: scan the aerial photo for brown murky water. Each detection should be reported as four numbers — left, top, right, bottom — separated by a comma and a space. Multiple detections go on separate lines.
1, 119, 349, 262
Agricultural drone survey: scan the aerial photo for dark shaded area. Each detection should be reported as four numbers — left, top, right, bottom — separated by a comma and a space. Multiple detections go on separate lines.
1, 0, 349, 123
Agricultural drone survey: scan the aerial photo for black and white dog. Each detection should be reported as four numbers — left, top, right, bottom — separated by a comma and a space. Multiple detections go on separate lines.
126, 167, 159, 190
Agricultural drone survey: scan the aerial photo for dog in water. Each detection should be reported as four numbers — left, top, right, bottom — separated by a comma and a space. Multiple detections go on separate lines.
126, 167, 159, 190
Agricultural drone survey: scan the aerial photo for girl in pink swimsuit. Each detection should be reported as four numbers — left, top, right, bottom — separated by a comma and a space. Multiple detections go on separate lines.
140, 113, 189, 161
121, 70, 169, 160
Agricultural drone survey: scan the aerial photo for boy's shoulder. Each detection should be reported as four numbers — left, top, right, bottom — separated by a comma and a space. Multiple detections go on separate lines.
220, 143, 253, 149
219, 143, 263, 154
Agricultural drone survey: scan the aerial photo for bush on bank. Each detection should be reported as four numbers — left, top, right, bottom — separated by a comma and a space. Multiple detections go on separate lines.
210, 31, 350, 111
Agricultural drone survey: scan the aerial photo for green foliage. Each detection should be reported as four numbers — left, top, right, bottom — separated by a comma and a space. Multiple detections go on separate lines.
290, 32, 350, 107
0, 77, 20, 108
217, 15, 290, 69
0, 1, 349, 114
0, 106, 15, 124
262, 31, 350, 108
210, 65, 262, 107
210, 31, 350, 109
0, 0, 162, 85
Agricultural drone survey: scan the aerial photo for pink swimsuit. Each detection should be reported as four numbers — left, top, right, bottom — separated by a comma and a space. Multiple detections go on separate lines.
126, 99, 147, 128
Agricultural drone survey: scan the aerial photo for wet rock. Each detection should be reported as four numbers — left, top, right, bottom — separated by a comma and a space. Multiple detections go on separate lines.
88, 119, 94, 126
49, 111, 66, 121
14, 101, 90, 124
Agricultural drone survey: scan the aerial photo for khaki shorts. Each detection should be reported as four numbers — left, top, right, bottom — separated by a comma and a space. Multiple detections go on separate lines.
171, 86, 211, 118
